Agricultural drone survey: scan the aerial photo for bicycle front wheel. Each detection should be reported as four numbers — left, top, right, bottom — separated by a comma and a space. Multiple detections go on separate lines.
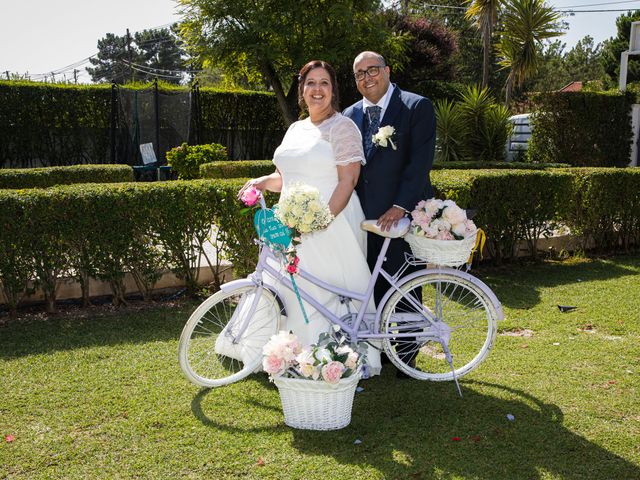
380, 271, 498, 381
178, 285, 281, 388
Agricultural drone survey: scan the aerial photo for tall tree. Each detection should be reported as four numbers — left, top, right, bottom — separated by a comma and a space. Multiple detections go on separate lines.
601, 10, 640, 86
526, 36, 605, 92
497, 0, 562, 106
87, 26, 187, 84
389, 13, 459, 85
465, 0, 502, 87
178, 0, 396, 125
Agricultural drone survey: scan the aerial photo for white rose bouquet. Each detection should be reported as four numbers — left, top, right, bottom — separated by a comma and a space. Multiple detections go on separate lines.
262, 328, 367, 384
410, 198, 476, 240
275, 183, 334, 235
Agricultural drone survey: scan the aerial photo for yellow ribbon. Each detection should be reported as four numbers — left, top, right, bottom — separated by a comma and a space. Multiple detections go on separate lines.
467, 228, 486, 264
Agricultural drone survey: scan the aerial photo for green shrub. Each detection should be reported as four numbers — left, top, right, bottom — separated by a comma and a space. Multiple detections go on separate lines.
200, 160, 274, 179
0, 164, 133, 189
432, 161, 570, 170
563, 167, 640, 251
434, 99, 468, 162
434, 86, 513, 163
2, 168, 639, 313
528, 91, 634, 167
166, 143, 228, 179
433, 169, 574, 262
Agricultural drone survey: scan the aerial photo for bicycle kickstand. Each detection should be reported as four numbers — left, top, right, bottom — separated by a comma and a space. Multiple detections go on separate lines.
442, 343, 463, 398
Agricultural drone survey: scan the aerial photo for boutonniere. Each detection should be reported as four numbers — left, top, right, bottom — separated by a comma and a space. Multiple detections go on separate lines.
372, 125, 397, 150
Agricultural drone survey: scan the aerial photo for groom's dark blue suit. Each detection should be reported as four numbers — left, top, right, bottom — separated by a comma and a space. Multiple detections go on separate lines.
344, 85, 436, 304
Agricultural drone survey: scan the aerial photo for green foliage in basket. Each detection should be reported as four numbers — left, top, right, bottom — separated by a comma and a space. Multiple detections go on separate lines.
0, 164, 134, 189
165, 143, 228, 179
200, 160, 274, 179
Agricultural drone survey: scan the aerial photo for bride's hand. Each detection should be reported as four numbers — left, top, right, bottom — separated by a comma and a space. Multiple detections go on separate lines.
237, 177, 265, 200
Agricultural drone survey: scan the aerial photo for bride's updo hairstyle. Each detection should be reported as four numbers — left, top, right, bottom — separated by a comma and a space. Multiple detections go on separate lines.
297, 60, 340, 112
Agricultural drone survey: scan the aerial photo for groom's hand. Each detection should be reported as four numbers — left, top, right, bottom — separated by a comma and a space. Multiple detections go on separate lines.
377, 206, 406, 232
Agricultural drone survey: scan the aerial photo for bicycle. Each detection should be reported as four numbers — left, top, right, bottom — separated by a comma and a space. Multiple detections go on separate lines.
178, 196, 503, 395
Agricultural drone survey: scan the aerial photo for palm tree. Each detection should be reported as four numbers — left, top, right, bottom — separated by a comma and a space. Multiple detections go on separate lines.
497, 0, 563, 106
465, 0, 502, 88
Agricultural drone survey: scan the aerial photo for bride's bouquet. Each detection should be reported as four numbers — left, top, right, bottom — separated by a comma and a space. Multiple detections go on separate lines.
275, 183, 334, 235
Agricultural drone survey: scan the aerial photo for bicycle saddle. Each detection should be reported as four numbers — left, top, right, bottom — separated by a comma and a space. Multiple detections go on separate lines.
360, 217, 411, 238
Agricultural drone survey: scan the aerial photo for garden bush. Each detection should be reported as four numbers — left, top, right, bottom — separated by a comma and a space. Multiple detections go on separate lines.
433, 169, 574, 262
528, 91, 634, 167
200, 160, 274, 179
165, 143, 228, 179
562, 167, 640, 251
0, 81, 286, 168
2, 168, 639, 314
0, 164, 133, 189
434, 86, 512, 163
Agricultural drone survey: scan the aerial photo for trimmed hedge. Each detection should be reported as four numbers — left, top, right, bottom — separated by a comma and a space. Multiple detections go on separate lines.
199, 160, 571, 180
200, 160, 274, 179
432, 161, 570, 170
0, 81, 286, 167
528, 91, 634, 167
2, 168, 639, 314
433, 169, 574, 262
562, 168, 640, 252
0, 164, 134, 189
0, 180, 259, 315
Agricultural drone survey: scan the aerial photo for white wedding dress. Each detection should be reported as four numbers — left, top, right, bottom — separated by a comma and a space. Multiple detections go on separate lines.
215, 114, 382, 375
265, 113, 382, 375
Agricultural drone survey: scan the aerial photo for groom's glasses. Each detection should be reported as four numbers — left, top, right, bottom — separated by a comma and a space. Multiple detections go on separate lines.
354, 65, 384, 81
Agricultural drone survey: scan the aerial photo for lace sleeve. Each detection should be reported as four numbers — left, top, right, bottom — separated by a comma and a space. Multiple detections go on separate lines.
329, 116, 366, 166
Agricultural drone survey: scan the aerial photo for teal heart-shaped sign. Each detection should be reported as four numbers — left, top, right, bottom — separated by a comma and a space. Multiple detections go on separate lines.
254, 209, 292, 249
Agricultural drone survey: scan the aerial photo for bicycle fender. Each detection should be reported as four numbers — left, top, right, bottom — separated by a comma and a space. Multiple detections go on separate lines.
220, 278, 288, 316
375, 268, 504, 325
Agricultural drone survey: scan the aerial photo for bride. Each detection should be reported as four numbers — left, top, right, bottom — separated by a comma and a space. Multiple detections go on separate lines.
239, 60, 382, 375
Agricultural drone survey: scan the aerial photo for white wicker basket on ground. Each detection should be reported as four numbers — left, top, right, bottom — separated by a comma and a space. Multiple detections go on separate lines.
274, 373, 360, 430
404, 231, 478, 267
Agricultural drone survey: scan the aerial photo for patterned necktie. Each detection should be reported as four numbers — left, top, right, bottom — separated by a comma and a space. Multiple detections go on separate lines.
364, 105, 382, 156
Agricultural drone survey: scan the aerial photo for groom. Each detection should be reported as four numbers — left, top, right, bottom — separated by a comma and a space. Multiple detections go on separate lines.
343, 51, 436, 304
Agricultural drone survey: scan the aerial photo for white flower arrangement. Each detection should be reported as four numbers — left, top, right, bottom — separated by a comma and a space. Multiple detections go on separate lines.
410, 198, 476, 240
262, 328, 367, 384
275, 183, 334, 234
372, 125, 397, 150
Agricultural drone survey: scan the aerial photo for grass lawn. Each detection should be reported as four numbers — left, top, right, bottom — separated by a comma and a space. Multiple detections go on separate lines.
1, 254, 639, 479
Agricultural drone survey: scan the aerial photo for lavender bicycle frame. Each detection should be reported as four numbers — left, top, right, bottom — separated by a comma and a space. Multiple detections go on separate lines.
223, 199, 502, 347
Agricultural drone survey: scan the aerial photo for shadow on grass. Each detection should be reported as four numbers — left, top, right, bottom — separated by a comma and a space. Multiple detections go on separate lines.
192, 373, 640, 480
0, 302, 194, 359
477, 254, 640, 311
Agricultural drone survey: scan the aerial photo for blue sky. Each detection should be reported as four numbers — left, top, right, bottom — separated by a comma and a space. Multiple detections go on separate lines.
0, 0, 634, 81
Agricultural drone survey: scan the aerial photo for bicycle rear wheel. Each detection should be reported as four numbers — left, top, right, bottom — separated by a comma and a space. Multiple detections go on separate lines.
380, 271, 498, 381
179, 285, 281, 388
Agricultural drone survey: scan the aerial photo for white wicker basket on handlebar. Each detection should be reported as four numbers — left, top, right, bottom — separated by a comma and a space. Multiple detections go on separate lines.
404, 231, 478, 267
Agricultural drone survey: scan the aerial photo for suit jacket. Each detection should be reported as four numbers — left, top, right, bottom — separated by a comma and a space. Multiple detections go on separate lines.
343, 85, 435, 220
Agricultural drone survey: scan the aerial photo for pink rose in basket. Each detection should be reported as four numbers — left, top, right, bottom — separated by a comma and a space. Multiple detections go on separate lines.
321, 361, 345, 384
411, 198, 476, 240
263, 355, 287, 376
